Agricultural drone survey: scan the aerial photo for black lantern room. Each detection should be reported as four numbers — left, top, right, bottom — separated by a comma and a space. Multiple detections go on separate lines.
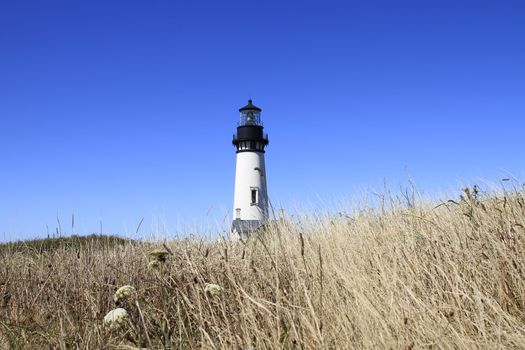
233, 100, 269, 153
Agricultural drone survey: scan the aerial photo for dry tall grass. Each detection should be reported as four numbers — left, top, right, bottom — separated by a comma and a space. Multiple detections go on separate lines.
1, 186, 525, 349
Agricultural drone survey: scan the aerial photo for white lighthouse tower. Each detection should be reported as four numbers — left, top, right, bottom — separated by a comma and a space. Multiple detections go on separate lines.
231, 100, 269, 238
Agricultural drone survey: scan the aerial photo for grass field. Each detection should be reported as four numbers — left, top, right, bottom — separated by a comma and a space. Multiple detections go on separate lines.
1, 185, 524, 349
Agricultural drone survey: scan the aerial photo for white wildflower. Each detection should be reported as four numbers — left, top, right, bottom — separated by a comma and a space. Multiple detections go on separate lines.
114, 285, 136, 303
103, 308, 129, 329
204, 283, 223, 296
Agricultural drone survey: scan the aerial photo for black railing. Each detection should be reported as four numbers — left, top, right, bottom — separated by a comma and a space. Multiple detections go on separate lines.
237, 121, 264, 127
232, 133, 269, 142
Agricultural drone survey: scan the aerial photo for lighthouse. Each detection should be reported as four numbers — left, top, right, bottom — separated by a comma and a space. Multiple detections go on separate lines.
231, 100, 269, 238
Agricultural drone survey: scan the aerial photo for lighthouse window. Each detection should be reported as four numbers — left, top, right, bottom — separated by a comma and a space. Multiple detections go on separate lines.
251, 188, 258, 205
250, 141, 255, 149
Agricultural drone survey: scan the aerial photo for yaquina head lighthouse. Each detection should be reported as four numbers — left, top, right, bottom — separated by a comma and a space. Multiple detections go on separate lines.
231, 100, 269, 238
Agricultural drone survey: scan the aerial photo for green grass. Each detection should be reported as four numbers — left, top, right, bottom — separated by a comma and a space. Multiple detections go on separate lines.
0, 234, 133, 255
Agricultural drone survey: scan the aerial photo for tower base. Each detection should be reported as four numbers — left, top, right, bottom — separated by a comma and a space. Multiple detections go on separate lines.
230, 219, 264, 240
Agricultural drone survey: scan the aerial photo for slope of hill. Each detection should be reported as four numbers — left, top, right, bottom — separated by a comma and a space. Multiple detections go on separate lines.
0, 187, 524, 349
0, 234, 133, 254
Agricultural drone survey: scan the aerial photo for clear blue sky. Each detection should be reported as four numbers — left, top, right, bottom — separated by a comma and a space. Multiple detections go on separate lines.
1, 0, 524, 241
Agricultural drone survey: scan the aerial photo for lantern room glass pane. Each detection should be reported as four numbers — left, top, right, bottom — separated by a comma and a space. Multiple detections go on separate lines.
240, 111, 261, 126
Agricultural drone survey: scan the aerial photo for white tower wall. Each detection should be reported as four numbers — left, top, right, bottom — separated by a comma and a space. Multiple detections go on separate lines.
231, 99, 269, 238
233, 151, 268, 221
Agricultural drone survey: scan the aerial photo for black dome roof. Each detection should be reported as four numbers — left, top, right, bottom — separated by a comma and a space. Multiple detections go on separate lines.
239, 99, 262, 112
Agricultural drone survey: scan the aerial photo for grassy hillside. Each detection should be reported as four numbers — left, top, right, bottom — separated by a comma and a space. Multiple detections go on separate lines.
0, 234, 132, 255
1, 187, 524, 349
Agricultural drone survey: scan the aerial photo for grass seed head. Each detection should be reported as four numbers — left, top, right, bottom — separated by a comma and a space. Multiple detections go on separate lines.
150, 248, 169, 262
148, 259, 162, 271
